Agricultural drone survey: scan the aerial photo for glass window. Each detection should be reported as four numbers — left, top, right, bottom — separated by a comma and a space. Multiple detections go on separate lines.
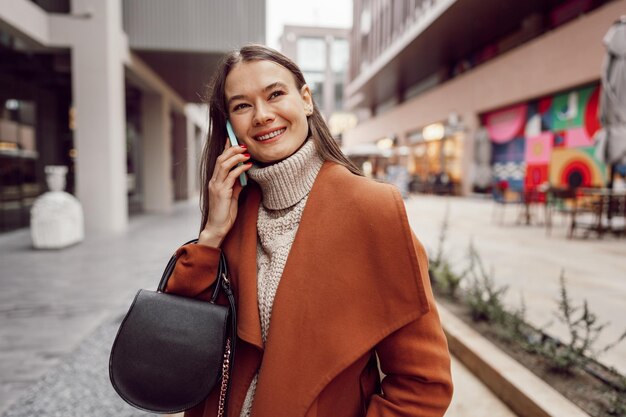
0, 99, 40, 232
303, 72, 325, 107
297, 38, 326, 72
331, 39, 349, 74
334, 82, 343, 110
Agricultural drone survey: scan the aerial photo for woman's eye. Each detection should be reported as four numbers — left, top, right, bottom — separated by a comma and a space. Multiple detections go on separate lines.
269, 90, 285, 100
232, 103, 249, 112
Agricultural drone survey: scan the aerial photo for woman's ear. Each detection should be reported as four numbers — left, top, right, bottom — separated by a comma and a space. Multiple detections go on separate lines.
300, 84, 313, 107
300, 84, 314, 116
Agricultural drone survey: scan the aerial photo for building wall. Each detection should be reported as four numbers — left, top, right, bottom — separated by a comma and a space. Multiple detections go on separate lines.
280, 25, 350, 121
344, 0, 625, 147
343, 0, 626, 193
123, 0, 265, 51
350, 0, 452, 84
0, 0, 264, 235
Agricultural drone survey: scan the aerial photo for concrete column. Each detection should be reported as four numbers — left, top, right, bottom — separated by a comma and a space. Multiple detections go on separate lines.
70, 0, 128, 234
172, 112, 188, 201
461, 111, 480, 196
397, 130, 408, 146
185, 117, 200, 199
323, 35, 335, 119
141, 93, 173, 213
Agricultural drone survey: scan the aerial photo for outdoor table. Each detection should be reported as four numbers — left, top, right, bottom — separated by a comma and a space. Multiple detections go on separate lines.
569, 188, 626, 238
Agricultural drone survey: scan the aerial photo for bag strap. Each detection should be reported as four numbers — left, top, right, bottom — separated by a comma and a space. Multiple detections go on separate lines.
218, 252, 237, 417
157, 238, 200, 293
156, 239, 237, 415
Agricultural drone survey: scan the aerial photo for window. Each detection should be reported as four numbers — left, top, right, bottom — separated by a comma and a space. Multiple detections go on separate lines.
303, 72, 324, 107
297, 38, 326, 72
331, 39, 349, 74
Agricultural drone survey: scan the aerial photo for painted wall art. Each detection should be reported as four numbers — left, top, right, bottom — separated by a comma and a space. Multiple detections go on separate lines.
483, 83, 607, 193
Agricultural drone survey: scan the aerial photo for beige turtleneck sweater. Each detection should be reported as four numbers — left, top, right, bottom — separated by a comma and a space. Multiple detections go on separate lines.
239, 139, 324, 417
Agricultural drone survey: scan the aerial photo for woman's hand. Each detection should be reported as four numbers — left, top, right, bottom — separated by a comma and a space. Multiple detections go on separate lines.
198, 143, 252, 247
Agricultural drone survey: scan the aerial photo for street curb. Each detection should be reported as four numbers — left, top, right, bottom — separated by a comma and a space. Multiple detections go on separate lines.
438, 305, 590, 417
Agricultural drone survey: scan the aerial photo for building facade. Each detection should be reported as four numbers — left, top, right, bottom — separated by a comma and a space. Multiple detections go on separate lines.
344, 0, 624, 195
280, 25, 356, 141
0, 0, 265, 234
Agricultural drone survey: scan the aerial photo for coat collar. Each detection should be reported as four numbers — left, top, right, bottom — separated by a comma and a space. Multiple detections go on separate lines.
224, 162, 429, 417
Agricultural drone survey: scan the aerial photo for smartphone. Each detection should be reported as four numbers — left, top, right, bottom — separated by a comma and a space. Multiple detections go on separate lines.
226, 120, 248, 187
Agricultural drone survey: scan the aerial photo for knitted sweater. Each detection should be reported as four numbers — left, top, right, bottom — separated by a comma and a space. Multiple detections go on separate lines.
239, 139, 323, 417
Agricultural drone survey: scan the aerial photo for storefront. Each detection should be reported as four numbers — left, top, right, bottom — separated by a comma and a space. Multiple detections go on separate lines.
0, 100, 39, 232
0, 33, 74, 233
406, 121, 465, 195
0, 33, 150, 233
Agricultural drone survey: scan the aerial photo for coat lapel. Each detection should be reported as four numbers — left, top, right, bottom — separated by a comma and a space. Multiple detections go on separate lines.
250, 163, 429, 417
222, 185, 264, 417
224, 184, 264, 351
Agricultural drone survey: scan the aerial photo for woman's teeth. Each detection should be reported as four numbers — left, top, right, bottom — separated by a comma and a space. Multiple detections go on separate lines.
257, 128, 285, 141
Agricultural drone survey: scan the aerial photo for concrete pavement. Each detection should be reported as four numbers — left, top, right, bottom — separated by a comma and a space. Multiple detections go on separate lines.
446, 357, 516, 417
405, 194, 626, 375
0, 198, 522, 416
0, 202, 200, 415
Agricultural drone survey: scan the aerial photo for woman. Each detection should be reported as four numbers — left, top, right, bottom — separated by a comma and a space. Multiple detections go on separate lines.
165, 44, 453, 417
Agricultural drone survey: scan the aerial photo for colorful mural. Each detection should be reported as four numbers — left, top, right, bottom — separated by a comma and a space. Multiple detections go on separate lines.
484, 83, 606, 191
549, 148, 605, 188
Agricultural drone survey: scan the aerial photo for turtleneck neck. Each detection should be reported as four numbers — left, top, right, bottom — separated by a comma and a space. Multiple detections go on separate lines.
247, 139, 323, 210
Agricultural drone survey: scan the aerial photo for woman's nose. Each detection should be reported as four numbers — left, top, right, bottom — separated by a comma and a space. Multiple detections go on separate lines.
252, 102, 275, 126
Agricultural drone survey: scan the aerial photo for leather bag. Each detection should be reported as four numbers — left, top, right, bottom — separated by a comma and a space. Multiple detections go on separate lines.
109, 241, 237, 415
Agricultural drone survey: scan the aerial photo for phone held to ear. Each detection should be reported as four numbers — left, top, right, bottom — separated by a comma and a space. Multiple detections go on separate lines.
226, 120, 248, 187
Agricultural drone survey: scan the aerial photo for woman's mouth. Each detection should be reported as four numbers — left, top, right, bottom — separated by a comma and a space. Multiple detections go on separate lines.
255, 128, 286, 142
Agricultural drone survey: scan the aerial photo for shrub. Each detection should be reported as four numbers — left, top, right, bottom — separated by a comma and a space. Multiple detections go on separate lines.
502, 294, 535, 347
428, 203, 467, 299
433, 260, 465, 299
607, 383, 626, 416
464, 243, 509, 325
535, 271, 626, 374
431, 203, 450, 270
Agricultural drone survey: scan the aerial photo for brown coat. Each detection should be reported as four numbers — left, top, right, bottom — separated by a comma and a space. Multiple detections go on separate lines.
166, 162, 453, 417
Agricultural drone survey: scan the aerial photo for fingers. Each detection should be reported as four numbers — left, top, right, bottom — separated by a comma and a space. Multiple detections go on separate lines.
212, 145, 250, 183
208, 146, 251, 202
222, 161, 253, 192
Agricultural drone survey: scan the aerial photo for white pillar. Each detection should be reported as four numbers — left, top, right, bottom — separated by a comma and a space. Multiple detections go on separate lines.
186, 116, 199, 199
323, 35, 335, 119
141, 93, 173, 213
71, 0, 128, 234
461, 112, 480, 197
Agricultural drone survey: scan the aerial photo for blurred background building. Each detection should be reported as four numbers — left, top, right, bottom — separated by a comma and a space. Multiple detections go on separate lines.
280, 24, 357, 143
343, 0, 625, 196
280, 25, 349, 120
3, 0, 625, 233
0, 0, 265, 234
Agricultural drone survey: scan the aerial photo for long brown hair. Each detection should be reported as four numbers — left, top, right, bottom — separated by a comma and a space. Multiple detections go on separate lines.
199, 44, 362, 231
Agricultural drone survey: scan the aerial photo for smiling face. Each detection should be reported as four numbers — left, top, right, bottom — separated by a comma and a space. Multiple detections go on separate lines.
224, 60, 313, 164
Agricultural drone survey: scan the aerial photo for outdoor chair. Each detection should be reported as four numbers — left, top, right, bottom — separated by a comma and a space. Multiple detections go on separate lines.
519, 186, 547, 226
545, 186, 578, 236
491, 180, 523, 224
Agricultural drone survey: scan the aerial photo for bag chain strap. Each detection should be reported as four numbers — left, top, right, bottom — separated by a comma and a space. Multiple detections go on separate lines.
217, 337, 232, 417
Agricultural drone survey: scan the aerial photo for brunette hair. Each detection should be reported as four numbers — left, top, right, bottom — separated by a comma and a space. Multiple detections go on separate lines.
199, 44, 362, 230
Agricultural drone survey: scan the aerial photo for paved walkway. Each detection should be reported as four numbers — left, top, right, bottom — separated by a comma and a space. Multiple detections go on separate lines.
405, 194, 626, 375
0, 202, 200, 416
0, 198, 519, 416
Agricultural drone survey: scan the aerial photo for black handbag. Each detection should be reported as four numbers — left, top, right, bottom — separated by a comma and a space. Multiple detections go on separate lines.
109, 240, 237, 415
